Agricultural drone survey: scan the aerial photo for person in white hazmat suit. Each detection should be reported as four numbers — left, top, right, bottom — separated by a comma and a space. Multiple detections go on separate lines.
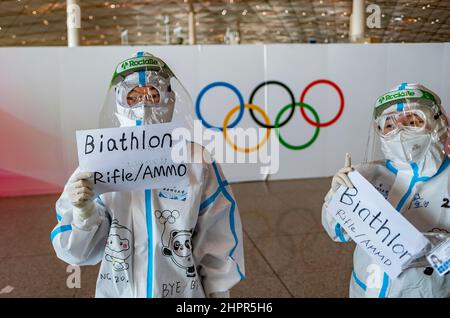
51, 52, 245, 298
322, 83, 450, 298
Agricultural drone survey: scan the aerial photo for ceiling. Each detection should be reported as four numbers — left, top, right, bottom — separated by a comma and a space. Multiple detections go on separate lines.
0, 0, 449, 46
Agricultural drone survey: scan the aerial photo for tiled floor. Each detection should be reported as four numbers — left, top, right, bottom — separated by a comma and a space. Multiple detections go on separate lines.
0, 177, 355, 298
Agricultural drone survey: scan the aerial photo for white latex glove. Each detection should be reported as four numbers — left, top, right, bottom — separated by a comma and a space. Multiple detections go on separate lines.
330, 153, 354, 194
209, 290, 230, 298
67, 172, 95, 221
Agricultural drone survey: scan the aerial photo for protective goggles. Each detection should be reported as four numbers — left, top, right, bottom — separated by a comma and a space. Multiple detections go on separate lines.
375, 108, 433, 138
126, 85, 161, 106
116, 70, 172, 109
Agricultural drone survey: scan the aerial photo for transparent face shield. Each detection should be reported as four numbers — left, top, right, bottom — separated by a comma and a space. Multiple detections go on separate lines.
99, 61, 195, 131
98, 54, 197, 165
364, 97, 448, 166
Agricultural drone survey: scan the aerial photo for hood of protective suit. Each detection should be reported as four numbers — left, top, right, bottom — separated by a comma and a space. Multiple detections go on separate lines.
374, 83, 448, 177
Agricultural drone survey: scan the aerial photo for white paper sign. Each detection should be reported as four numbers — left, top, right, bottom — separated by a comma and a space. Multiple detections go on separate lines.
76, 123, 187, 195
328, 171, 429, 279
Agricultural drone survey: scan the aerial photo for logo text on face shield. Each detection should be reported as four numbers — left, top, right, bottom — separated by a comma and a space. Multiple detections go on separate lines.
120, 58, 159, 71
378, 90, 417, 105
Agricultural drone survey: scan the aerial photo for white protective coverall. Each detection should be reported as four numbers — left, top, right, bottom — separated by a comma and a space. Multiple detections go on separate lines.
51, 51, 245, 298
322, 83, 450, 298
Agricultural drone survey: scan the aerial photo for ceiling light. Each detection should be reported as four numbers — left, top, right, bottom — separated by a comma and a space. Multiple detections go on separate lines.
110, 4, 115, 9
112, 16, 117, 20
242, 9, 247, 16
32, 10, 37, 15
21, 40, 26, 45
100, 34, 105, 39
284, 9, 289, 14
321, 12, 326, 17
262, 11, 267, 16
89, 15, 93, 20
302, 12, 306, 16
11, 34, 16, 39
222, 9, 227, 15
137, 31, 142, 36
43, 19, 48, 25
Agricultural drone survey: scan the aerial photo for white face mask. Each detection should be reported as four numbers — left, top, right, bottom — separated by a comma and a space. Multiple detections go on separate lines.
381, 131, 431, 164
115, 100, 175, 127
380, 127, 448, 178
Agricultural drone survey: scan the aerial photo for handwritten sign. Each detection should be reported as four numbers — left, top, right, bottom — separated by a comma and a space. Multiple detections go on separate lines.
327, 171, 429, 279
76, 122, 187, 195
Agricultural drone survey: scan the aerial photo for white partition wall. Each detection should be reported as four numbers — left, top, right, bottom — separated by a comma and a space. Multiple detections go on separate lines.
0, 43, 449, 196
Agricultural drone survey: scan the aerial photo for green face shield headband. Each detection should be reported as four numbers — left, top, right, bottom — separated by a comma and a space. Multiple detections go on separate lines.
373, 89, 440, 119
110, 56, 175, 87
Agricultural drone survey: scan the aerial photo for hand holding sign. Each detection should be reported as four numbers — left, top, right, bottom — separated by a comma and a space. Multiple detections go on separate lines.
67, 171, 96, 220
331, 152, 354, 194
67, 172, 94, 208
327, 171, 429, 279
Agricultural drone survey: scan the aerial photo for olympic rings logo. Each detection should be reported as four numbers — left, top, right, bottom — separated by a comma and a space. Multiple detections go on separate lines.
195, 79, 345, 152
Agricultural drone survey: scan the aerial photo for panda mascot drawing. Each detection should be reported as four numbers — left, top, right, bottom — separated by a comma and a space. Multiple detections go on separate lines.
162, 229, 196, 278
154, 209, 196, 278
